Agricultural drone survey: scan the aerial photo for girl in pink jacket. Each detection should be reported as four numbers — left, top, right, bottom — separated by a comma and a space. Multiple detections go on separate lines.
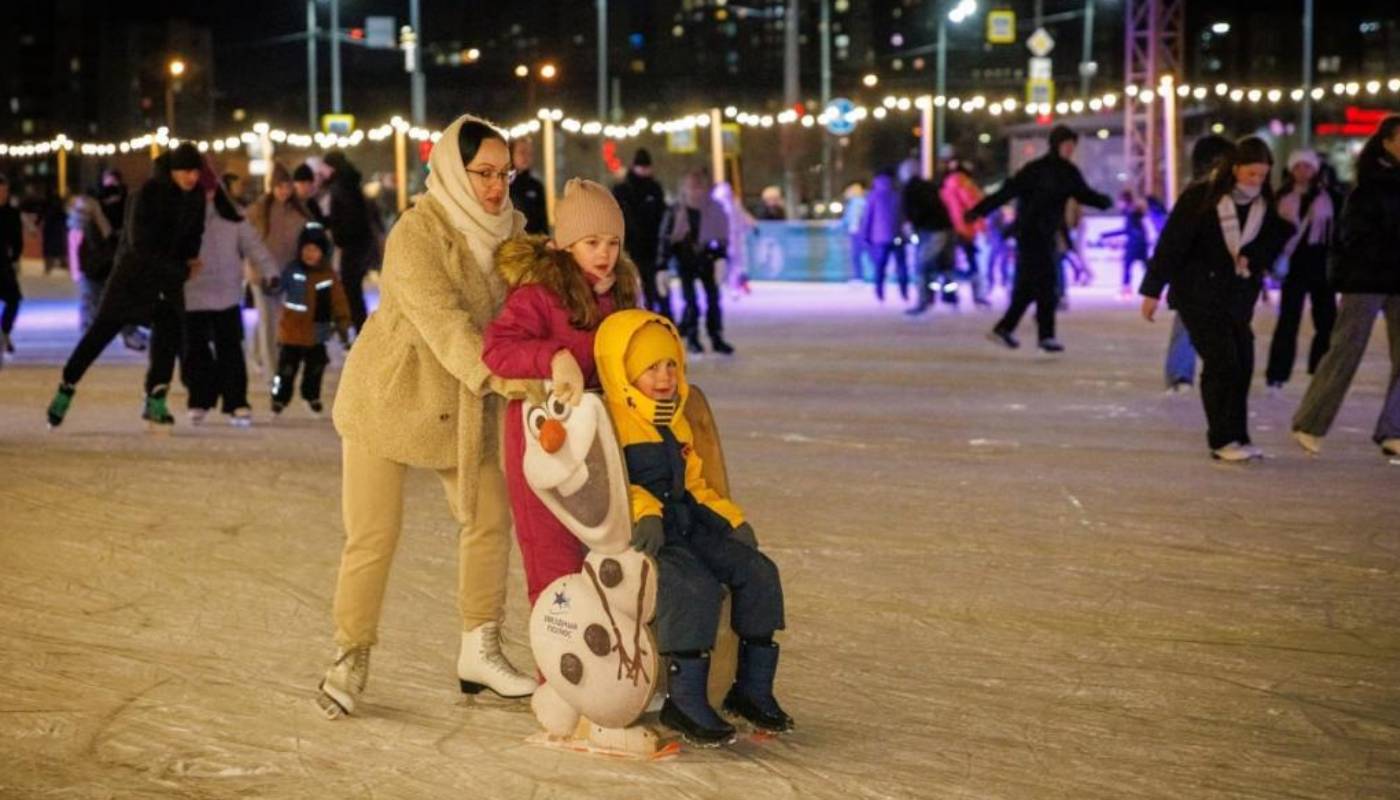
483, 179, 640, 606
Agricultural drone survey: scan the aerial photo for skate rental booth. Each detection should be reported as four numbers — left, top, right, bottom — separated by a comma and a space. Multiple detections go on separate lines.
519, 382, 745, 758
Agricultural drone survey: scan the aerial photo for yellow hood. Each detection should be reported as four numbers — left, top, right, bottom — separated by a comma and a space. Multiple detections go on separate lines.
595, 309, 690, 428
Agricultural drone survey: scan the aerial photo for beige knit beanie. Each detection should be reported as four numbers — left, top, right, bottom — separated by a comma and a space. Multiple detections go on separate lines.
553, 178, 625, 249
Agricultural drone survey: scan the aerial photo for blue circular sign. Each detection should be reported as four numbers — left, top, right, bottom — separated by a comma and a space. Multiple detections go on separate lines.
825, 98, 857, 136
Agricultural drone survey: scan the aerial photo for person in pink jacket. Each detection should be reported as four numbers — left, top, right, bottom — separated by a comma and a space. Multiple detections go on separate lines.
482, 179, 640, 606
939, 162, 990, 306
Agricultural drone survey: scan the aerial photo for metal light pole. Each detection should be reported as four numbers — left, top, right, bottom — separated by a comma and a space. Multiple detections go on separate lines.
1080, 0, 1096, 97
165, 58, 185, 131
410, 0, 425, 126
306, 0, 318, 130
597, 0, 608, 122
1301, 0, 1314, 147
782, 0, 800, 210
936, 10, 947, 157
820, 0, 832, 202
330, 0, 343, 113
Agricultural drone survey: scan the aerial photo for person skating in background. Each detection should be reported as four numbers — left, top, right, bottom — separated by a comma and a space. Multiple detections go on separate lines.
859, 169, 907, 304
595, 310, 791, 745
712, 180, 754, 299
65, 192, 115, 332
1291, 116, 1400, 458
756, 185, 788, 220
0, 176, 23, 362
271, 223, 350, 417
247, 163, 315, 376
984, 206, 1017, 295
291, 163, 325, 223
968, 125, 1112, 353
41, 192, 68, 276
902, 160, 953, 315
1160, 134, 1237, 393
320, 151, 374, 336
840, 180, 869, 283
660, 169, 734, 355
509, 137, 548, 235
939, 160, 990, 307
1264, 149, 1337, 393
612, 148, 670, 317
482, 178, 639, 607
46, 144, 207, 431
1140, 137, 1295, 462
1097, 191, 1152, 299
183, 168, 281, 427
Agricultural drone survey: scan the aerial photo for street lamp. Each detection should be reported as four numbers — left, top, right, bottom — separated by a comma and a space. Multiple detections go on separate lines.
862, 73, 879, 88
166, 58, 186, 131
539, 63, 558, 80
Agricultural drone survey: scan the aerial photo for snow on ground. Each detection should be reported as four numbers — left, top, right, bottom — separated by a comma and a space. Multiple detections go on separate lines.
2, 268, 1398, 798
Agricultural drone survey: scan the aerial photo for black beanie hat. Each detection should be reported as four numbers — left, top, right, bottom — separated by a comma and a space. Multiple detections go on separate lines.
292, 163, 315, 182
297, 222, 334, 261
1048, 125, 1078, 149
168, 142, 202, 171
633, 148, 653, 167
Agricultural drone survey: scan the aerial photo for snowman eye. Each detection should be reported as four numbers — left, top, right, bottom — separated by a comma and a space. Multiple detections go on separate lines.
527, 407, 548, 437
550, 397, 571, 422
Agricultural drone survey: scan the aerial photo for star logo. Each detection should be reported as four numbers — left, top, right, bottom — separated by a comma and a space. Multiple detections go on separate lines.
551, 591, 570, 610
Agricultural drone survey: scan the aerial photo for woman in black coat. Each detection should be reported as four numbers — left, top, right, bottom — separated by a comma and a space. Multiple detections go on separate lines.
46, 144, 206, 431
1291, 115, 1400, 457
1140, 137, 1295, 461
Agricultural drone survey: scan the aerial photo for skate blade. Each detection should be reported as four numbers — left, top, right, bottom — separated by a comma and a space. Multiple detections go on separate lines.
317, 682, 354, 719
459, 678, 535, 701
145, 422, 174, 435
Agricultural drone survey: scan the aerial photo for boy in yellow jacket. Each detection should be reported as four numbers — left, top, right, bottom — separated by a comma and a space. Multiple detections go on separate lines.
595, 309, 791, 746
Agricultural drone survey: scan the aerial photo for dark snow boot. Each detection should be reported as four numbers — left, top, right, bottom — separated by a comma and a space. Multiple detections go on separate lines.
723, 640, 794, 733
47, 382, 76, 429
659, 653, 736, 747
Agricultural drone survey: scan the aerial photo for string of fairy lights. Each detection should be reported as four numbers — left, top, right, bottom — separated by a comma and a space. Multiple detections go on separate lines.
3, 74, 1400, 162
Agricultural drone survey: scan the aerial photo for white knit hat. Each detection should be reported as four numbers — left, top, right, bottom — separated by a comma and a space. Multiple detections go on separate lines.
552, 178, 625, 249
1287, 149, 1320, 171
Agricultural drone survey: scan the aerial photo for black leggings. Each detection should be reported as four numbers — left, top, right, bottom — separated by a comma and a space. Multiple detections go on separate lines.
63, 298, 183, 393
675, 248, 723, 339
0, 263, 21, 335
182, 306, 248, 412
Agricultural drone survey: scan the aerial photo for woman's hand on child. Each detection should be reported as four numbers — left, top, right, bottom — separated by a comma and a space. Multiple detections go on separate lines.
550, 349, 586, 407
631, 516, 665, 557
731, 522, 758, 549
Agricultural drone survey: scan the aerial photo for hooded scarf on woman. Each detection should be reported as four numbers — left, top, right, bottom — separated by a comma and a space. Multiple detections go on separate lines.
426, 114, 521, 273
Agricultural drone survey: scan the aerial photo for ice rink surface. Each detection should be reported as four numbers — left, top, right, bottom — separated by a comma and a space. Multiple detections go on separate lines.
2, 272, 1397, 798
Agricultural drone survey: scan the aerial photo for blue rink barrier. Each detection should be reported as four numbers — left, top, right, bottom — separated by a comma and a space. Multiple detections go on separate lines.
745, 221, 853, 282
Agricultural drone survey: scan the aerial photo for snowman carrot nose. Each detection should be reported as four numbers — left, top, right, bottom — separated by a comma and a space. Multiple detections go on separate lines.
539, 418, 567, 454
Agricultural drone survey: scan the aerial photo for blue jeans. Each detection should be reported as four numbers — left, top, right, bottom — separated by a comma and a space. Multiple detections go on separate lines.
1165, 313, 1197, 388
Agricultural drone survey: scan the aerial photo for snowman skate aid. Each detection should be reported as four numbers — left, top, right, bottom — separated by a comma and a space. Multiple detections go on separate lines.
522, 390, 663, 752
522, 386, 739, 755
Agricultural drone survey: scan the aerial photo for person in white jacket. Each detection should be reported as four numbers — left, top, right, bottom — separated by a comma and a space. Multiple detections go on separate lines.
183, 176, 280, 426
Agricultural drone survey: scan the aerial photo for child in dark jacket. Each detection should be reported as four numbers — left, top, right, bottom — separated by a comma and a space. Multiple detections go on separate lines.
595, 309, 792, 746
482, 179, 640, 608
272, 223, 350, 416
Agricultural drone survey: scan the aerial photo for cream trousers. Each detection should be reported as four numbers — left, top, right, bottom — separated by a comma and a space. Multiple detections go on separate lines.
333, 439, 512, 648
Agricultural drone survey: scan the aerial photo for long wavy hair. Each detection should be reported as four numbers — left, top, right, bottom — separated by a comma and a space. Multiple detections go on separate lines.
1199, 136, 1276, 213
250, 162, 312, 238
1356, 115, 1400, 181
497, 235, 640, 330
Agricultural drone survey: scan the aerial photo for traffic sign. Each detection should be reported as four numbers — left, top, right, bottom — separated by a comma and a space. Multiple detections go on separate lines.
365, 16, 396, 49
824, 98, 857, 136
1028, 57, 1053, 80
1026, 27, 1055, 57
1026, 79, 1054, 109
987, 10, 1016, 44
321, 114, 355, 135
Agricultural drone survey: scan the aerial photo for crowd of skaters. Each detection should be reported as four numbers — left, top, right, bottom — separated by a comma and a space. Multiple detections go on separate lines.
1, 114, 1397, 463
